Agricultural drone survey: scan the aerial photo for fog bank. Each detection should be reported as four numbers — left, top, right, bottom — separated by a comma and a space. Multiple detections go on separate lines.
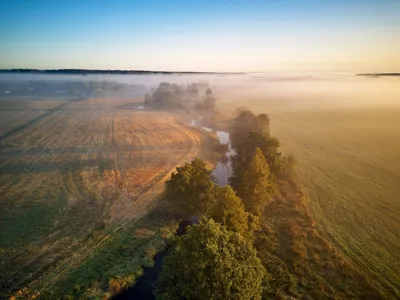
1, 72, 399, 113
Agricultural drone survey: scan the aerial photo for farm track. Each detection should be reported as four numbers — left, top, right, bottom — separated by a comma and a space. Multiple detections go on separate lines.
0, 105, 202, 295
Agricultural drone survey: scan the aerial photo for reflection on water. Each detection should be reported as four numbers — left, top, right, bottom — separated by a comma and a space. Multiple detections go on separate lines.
190, 118, 234, 185
212, 130, 235, 186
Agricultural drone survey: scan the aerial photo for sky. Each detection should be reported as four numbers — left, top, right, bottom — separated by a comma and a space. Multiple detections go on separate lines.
0, 0, 399, 72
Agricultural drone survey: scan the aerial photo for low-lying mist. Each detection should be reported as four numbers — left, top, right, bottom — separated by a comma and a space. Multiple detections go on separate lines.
1, 71, 400, 298
1, 72, 399, 113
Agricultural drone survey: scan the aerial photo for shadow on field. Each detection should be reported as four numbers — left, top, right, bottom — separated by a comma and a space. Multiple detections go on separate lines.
113, 220, 193, 300
112, 250, 167, 300
0, 158, 114, 174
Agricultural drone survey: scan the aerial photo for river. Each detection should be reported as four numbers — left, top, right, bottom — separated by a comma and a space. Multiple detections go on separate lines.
113, 123, 234, 299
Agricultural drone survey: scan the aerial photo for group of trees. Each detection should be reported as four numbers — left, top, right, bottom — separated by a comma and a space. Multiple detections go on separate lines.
194, 87, 216, 111
154, 109, 293, 299
230, 109, 295, 186
236, 147, 273, 215
164, 159, 214, 218
163, 159, 262, 236
157, 157, 268, 299
144, 82, 216, 111
155, 218, 265, 300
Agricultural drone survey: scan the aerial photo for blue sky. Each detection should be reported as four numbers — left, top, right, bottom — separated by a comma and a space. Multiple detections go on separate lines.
0, 0, 399, 72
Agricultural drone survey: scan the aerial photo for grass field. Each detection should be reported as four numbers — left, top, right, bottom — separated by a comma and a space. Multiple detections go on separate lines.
218, 81, 400, 299
0, 97, 202, 297
270, 108, 400, 298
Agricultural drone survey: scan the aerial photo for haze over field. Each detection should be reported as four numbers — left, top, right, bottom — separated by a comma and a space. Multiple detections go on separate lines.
1, 0, 400, 299
1, 72, 399, 298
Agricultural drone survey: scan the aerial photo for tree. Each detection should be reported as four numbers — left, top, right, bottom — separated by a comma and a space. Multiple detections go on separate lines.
155, 218, 265, 300
230, 130, 284, 193
236, 131, 282, 175
202, 93, 216, 111
187, 83, 199, 98
145, 83, 184, 109
144, 92, 152, 103
153, 83, 175, 107
207, 186, 249, 234
237, 148, 273, 215
164, 159, 214, 217
194, 88, 216, 112
257, 113, 270, 131
230, 110, 270, 149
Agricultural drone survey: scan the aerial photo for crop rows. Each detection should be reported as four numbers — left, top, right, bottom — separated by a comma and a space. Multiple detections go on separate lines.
0, 104, 201, 295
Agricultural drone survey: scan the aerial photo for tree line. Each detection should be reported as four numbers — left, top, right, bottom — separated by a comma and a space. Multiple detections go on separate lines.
145, 82, 216, 112
153, 109, 296, 299
0, 69, 244, 75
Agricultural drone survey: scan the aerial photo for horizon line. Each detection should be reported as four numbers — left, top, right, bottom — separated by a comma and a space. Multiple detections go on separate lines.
0, 68, 246, 75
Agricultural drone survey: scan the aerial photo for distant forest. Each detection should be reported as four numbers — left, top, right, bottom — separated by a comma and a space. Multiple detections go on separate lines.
357, 73, 400, 77
0, 69, 244, 75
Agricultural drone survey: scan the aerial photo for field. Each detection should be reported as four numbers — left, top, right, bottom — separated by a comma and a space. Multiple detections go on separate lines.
218, 84, 400, 299
271, 108, 400, 298
1, 75, 399, 298
0, 97, 202, 297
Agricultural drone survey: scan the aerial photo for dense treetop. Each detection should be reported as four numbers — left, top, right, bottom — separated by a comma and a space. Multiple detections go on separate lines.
164, 159, 215, 218
207, 185, 249, 235
230, 109, 270, 149
145, 82, 216, 111
155, 218, 265, 300
236, 147, 273, 215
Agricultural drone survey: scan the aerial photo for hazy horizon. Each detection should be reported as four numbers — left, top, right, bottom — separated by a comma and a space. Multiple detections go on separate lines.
1, 1, 400, 298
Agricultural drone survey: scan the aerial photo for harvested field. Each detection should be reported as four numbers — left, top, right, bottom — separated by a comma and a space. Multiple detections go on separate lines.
0, 110, 46, 135
0, 98, 202, 296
